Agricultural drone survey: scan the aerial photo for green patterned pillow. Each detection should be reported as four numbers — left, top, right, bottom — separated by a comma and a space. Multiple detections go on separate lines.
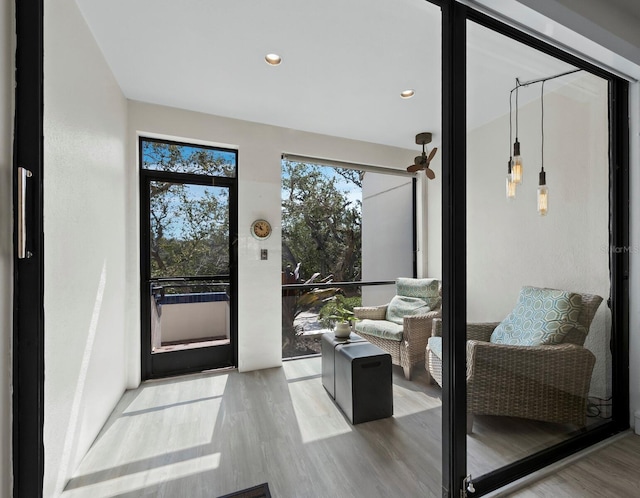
385, 295, 431, 325
490, 286, 585, 346
396, 278, 441, 310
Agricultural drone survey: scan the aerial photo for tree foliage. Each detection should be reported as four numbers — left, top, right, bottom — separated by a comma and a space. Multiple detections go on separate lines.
281, 161, 362, 283
281, 161, 363, 355
144, 141, 234, 280
143, 140, 236, 177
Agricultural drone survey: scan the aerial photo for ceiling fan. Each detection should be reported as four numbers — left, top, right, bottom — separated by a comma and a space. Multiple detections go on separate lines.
406, 132, 438, 180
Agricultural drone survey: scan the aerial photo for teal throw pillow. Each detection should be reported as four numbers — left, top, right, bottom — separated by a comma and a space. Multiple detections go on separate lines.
396, 278, 441, 309
386, 295, 431, 325
490, 286, 585, 346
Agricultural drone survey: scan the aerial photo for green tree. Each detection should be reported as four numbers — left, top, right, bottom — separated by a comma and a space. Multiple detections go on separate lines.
144, 141, 234, 282
281, 161, 362, 355
281, 161, 362, 282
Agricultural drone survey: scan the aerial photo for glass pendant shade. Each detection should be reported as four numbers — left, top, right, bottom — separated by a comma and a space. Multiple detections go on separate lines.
506, 159, 516, 199
537, 186, 548, 215
512, 140, 523, 184
537, 167, 548, 216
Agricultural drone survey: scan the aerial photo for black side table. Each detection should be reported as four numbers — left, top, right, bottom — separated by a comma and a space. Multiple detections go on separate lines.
335, 342, 393, 424
321, 332, 366, 398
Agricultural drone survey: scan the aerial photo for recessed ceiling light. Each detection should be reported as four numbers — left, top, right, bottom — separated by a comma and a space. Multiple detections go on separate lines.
400, 89, 415, 99
265, 53, 282, 66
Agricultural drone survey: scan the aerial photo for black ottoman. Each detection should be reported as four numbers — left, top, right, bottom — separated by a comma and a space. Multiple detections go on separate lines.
334, 342, 393, 424
321, 332, 366, 398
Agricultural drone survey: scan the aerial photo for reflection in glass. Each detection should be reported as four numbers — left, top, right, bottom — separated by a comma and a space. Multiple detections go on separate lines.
465, 20, 611, 478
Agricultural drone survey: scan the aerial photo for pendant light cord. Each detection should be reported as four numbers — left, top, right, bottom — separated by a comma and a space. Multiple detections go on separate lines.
509, 90, 513, 158
541, 80, 545, 170
515, 84, 519, 140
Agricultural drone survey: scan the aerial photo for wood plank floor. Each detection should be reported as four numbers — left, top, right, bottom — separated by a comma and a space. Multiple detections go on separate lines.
60, 357, 627, 498
498, 432, 640, 497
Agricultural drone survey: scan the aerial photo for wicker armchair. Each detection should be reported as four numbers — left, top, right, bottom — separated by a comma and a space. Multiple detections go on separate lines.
426, 289, 603, 433
354, 278, 441, 380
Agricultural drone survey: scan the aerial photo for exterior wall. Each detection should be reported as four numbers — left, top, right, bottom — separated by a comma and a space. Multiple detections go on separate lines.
159, 300, 230, 343
361, 173, 415, 306
43, 1, 129, 496
127, 101, 416, 375
0, 1, 12, 496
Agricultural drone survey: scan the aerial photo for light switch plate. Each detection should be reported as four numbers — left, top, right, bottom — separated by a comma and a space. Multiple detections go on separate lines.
260, 249, 268, 260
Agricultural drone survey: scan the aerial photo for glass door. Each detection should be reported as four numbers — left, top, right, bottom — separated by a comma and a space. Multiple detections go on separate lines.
441, 5, 629, 496
140, 138, 238, 378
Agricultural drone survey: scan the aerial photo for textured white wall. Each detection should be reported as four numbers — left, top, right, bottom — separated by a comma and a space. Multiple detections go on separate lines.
127, 101, 415, 374
0, 1, 12, 497
362, 173, 414, 306
429, 75, 611, 396
43, 1, 129, 496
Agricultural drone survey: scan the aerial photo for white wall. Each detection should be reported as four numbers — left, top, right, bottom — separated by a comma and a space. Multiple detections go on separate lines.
0, 1, 12, 496
127, 101, 416, 374
160, 301, 229, 342
429, 75, 611, 396
43, 1, 129, 496
514, 0, 640, 67
361, 173, 414, 306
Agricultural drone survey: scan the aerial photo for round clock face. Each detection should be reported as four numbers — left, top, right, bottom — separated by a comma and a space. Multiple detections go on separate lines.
251, 219, 272, 239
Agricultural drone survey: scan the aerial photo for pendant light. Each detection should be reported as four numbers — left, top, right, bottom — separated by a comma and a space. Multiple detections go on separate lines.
506, 159, 516, 199
506, 90, 516, 199
538, 168, 548, 215
505, 68, 581, 214
511, 84, 523, 185
537, 81, 548, 215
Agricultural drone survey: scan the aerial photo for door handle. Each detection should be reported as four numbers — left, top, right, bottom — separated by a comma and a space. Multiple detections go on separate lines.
18, 166, 32, 259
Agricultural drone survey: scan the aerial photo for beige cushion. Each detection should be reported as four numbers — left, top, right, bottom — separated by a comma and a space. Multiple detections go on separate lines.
355, 319, 404, 341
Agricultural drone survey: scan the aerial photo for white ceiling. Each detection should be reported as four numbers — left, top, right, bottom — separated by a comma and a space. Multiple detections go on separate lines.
74, 0, 590, 151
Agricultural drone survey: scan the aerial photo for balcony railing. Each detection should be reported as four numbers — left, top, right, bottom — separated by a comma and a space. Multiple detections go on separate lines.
149, 276, 230, 352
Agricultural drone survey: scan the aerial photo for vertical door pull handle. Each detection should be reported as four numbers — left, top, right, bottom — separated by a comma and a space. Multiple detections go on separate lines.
18, 166, 33, 259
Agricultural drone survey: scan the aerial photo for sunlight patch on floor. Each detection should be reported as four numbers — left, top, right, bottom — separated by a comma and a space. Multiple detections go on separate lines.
287, 378, 352, 443
75, 395, 224, 473
124, 374, 229, 413
63, 452, 221, 497
282, 356, 321, 380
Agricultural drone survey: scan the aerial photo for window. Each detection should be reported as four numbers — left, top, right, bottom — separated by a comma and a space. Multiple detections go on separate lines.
281, 157, 416, 358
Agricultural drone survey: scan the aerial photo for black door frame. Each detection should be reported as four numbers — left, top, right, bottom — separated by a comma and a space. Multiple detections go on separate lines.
441, 2, 468, 496
12, 0, 45, 497
139, 137, 239, 380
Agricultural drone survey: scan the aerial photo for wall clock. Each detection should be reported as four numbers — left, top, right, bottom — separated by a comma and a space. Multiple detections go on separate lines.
251, 219, 272, 240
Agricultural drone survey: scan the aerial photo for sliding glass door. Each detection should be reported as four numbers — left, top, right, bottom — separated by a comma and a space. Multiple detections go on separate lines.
438, 3, 629, 495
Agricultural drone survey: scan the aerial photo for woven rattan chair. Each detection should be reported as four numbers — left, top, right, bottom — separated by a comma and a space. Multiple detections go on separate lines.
353, 278, 441, 380
426, 289, 603, 433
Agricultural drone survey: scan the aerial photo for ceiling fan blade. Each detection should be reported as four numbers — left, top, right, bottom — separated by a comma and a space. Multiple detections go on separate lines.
407, 164, 423, 172
427, 147, 438, 163
425, 167, 436, 180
